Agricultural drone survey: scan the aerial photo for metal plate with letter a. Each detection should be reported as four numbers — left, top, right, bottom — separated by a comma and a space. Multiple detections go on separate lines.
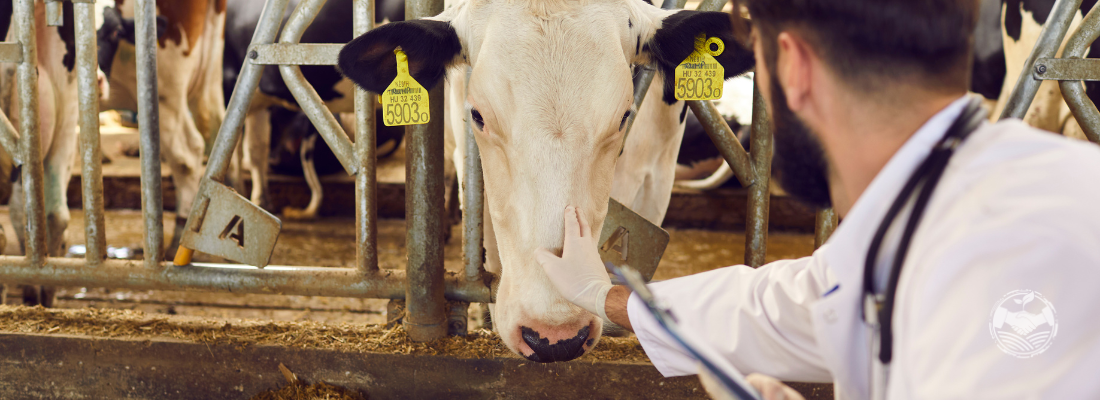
180, 180, 281, 268
598, 199, 669, 282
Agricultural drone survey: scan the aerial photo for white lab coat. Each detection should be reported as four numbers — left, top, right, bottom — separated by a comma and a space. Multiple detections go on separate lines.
628, 96, 1100, 399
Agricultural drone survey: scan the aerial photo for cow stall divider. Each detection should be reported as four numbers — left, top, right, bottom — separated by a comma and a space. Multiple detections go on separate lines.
0, 0, 832, 345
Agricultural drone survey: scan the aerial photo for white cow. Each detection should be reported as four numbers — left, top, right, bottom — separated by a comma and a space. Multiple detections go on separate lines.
339, 0, 754, 361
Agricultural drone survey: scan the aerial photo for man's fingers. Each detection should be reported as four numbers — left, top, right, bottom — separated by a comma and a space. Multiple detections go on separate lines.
534, 248, 561, 269
746, 373, 804, 400
563, 206, 581, 238
576, 207, 592, 238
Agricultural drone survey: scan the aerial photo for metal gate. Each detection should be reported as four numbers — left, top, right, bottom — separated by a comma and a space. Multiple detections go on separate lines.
0, 0, 823, 343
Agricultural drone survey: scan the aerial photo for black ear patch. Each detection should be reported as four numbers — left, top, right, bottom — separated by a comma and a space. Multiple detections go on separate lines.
338, 20, 462, 94
648, 11, 755, 104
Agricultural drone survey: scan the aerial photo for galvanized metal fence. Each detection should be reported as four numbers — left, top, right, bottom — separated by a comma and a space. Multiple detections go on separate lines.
0, 0, 820, 342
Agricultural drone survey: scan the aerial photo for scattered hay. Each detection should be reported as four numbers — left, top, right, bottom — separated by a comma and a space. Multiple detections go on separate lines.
0, 305, 649, 362
247, 364, 366, 400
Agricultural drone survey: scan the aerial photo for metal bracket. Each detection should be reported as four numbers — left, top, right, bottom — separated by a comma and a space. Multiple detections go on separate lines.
180, 180, 281, 268
250, 43, 341, 65
1032, 58, 1100, 80
598, 199, 669, 282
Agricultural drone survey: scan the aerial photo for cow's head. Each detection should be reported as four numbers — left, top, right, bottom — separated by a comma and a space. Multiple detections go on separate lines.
339, 0, 753, 362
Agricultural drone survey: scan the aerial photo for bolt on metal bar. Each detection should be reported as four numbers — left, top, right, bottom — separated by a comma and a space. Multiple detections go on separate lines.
463, 70, 484, 283
278, 0, 357, 176
814, 208, 837, 249
135, 0, 164, 268
1033, 58, 1100, 81
15, 0, 45, 265
74, 1, 106, 266
251, 43, 342, 65
0, 257, 493, 303
744, 86, 772, 267
404, 0, 448, 343
999, 0, 1082, 121
1058, 2, 1100, 143
354, 0, 379, 274
687, 100, 757, 186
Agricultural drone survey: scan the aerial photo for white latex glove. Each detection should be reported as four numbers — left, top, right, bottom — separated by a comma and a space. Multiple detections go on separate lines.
535, 206, 613, 321
744, 373, 805, 400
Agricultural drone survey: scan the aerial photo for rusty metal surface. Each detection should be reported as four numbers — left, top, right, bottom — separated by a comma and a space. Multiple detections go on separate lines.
15, 0, 46, 265
814, 208, 837, 249
252, 43, 341, 65
278, 0, 357, 176
0, 333, 843, 400
599, 199, 669, 282
135, 0, 164, 267
688, 100, 757, 187
1058, 3, 1100, 143
0, 257, 492, 302
1034, 58, 1100, 81
180, 180, 281, 268
354, 0, 379, 274
404, 0, 448, 342
745, 86, 772, 267
1000, 0, 1082, 120
74, 2, 106, 266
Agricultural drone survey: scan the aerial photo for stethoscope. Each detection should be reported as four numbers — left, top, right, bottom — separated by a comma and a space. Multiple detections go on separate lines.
860, 97, 988, 375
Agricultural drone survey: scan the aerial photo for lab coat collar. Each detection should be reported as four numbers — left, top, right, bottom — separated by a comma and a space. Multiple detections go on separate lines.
811, 95, 971, 400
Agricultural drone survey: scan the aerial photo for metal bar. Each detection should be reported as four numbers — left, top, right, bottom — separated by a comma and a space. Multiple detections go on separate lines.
999, 0, 1082, 120
463, 71, 484, 282
814, 208, 837, 249
1034, 58, 1100, 81
619, 66, 656, 154
405, 0, 447, 343
744, 86, 771, 267
45, 0, 62, 26
1058, 3, 1100, 143
687, 100, 757, 186
0, 42, 23, 63
203, 0, 289, 183
15, 0, 45, 265
695, 0, 726, 11
74, 1, 106, 266
135, 0, 164, 268
251, 43, 341, 65
0, 257, 493, 303
354, 0, 379, 274
661, 0, 689, 9
278, 0, 357, 176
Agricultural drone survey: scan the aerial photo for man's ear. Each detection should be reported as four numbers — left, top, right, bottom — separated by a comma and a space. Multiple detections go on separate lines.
646, 11, 755, 104
338, 19, 463, 94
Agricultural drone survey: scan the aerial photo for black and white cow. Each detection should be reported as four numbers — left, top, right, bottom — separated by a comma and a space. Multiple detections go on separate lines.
339, 0, 755, 362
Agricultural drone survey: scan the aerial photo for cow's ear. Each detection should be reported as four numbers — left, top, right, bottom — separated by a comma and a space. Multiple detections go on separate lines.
338, 20, 462, 94
646, 10, 755, 104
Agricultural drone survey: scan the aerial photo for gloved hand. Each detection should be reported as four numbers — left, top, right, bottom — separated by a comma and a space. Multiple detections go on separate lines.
535, 206, 613, 321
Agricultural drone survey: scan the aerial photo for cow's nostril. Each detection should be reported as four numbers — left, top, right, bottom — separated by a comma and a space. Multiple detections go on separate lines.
521, 325, 591, 363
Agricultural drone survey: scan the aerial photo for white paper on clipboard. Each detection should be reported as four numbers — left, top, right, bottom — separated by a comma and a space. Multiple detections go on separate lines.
607, 262, 762, 400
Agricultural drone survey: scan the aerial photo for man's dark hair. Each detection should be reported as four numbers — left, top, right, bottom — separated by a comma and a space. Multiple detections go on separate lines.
743, 0, 979, 93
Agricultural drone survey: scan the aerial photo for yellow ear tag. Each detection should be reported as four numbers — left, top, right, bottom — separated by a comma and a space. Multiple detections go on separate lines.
380, 48, 429, 126
674, 34, 724, 101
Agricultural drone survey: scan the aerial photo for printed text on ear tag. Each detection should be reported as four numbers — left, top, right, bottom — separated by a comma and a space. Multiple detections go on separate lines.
381, 48, 429, 126
674, 34, 724, 101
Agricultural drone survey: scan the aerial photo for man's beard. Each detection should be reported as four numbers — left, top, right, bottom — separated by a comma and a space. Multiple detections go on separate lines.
768, 75, 833, 209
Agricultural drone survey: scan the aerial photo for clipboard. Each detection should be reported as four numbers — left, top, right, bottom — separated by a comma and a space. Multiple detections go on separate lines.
608, 262, 762, 400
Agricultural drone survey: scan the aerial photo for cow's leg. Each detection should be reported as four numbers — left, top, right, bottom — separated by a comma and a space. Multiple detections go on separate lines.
161, 97, 207, 260
244, 107, 271, 208
283, 133, 322, 220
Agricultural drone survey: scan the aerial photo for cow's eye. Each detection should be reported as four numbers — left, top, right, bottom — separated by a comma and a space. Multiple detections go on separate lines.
470, 109, 485, 130
619, 110, 632, 131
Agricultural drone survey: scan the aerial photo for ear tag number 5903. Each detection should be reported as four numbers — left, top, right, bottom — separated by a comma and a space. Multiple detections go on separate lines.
674, 34, 724, 101
380, 48, 430, 126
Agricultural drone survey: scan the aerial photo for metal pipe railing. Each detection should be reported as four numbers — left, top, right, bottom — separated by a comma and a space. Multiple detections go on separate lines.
999, 0, 1082, 120
278, 0, 357, 176
74, 0, 106, 265
404, 0, 448, 342
1057, 2, 1100, 143
744, 86, 772, 267
688, 100, 757, 186
462, 70, 484, 283
354, 0, 379, 274
814, 208, 837, 249
0, 257, 492, 303
15, 0, 45, 265
135, 0, 164, 267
